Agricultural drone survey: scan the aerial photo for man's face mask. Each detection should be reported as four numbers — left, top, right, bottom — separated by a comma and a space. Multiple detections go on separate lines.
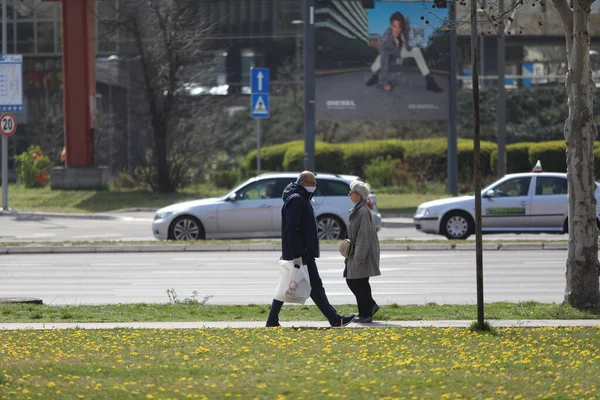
305, 186, 317, 193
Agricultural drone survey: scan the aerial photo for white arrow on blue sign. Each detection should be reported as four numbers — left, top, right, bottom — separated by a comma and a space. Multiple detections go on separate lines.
251, 94, 269, 118
251, 68, 270, 94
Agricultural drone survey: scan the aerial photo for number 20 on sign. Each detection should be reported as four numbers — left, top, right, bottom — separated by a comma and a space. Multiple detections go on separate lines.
0, 113, 17, 137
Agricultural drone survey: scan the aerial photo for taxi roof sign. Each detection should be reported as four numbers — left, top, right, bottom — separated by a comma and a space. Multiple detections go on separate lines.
532, 160, 544, 172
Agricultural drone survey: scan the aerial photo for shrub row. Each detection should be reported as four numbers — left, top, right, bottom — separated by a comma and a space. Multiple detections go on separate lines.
242, 138, 498, 181
242, 138, 600, 184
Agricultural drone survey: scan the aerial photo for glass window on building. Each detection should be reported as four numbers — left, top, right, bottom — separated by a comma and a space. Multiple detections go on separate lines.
0, 22, 16, 52
35, 1, 58, 20
241, 48, 255, 94
15, 0, 35, 19
98, 0, 119, 19
97, 21, 118, 54
276, 0, 302, 35
36, 21, 55, 53
16, 21, 34, 53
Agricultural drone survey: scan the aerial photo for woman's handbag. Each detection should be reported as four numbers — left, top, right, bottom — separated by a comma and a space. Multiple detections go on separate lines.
339, 239, 354, 258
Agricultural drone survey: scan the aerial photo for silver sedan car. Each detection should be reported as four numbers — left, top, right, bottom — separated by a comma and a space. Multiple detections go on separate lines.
413, 172, 600, 240
153, 172, 382, 241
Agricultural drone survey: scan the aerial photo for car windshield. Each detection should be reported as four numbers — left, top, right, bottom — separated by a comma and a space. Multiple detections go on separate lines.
221, 177, 259, 199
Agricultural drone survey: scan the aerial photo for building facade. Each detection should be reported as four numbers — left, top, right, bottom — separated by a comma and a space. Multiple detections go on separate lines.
1, 0, 307, 176
315, 0, 371, 69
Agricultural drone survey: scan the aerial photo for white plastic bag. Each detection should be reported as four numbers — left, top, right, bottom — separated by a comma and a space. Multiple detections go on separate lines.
273, 260, 312, 304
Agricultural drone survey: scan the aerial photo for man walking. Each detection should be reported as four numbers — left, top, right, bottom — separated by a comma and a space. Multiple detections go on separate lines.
266, 171, 355, 328
366, 11, 443, 93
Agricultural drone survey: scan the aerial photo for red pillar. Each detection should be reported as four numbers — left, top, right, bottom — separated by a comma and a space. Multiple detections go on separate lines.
60, 0, 96, 167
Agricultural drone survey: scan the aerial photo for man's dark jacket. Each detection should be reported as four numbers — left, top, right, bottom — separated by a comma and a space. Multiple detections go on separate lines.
281, 182, 320, 261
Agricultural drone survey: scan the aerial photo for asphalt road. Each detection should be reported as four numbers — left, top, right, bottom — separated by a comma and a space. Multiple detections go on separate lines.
316, 67, 448, 121
0, 212, 569, 242
0, 250, 571, 306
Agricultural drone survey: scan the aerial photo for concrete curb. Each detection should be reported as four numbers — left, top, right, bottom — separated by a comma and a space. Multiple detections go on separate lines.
1, 209, 410, 224
381, 220, 413, 228
0, 210, 116, 220
1, 319, 599, 330
0, 242, 570, 254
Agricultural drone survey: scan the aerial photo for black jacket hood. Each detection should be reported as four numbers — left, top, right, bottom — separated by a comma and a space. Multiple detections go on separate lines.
282, 181, 312, 201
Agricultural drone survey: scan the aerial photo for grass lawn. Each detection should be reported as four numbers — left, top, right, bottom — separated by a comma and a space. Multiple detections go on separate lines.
4, 184, 224, 214
1, 302, 599, 323
4, 184, 448, 215
1, 326, 599, 399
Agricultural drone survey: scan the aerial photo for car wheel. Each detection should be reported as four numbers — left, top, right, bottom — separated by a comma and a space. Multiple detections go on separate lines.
317, 215, 346, 240
168, 215, 205, 241
440, 212, 473, 240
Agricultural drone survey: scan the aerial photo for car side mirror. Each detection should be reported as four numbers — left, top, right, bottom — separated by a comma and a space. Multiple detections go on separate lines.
484, 189, 495, 198
227, 193, 237, 202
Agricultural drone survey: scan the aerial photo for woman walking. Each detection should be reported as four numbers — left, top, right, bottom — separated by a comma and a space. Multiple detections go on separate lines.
345, 180, 381, 323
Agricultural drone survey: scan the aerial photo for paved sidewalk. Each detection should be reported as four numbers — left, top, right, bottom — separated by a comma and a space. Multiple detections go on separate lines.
1, 319, 599, 330
0, 242, 568, 254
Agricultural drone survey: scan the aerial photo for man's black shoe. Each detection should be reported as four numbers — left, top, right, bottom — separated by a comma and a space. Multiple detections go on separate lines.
366, 72, 379, 86
425, 74, 443, 93
266, 321, 281, 327
333, 314, 355, 327
354, 316, 373, 323
372, 304, 380, 317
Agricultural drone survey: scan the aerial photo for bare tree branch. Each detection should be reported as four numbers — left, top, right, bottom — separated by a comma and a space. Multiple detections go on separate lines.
552, 0, 574, 42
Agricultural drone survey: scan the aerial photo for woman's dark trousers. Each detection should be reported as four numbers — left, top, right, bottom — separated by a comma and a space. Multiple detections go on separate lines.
346, 277, 376, 317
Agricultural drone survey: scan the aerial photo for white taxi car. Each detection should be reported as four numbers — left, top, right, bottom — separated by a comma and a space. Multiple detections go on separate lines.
153, 172, 382, 241
413, 170, 600, 240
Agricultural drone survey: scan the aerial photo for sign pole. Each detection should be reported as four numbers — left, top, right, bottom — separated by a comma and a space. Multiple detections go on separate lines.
447, 0, 458, 196
471, 0, 485, 329
256, 119, 261, 175
250, 67, 270, 175
1, 0, 8, 211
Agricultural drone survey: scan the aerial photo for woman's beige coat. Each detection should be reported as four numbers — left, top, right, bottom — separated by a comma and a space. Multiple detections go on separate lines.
344, 201, 381, 279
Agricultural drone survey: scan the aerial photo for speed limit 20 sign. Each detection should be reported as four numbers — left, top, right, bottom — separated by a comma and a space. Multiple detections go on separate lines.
0, 113, 17, 137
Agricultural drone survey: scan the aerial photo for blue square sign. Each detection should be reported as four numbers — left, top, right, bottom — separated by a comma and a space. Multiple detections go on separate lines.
251, 94, 269, 118
251, 68, 270, 94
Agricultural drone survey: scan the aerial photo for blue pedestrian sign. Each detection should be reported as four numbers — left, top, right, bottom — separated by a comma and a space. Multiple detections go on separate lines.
251, 94, 269, 118
251, 68, 270, 94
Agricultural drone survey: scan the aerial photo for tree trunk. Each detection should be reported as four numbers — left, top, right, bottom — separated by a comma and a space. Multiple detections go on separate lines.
556, 0, 600, 308
152, 115, 174, 193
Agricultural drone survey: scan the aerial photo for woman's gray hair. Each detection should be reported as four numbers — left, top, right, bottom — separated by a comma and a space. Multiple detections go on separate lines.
350, 180, 370, 200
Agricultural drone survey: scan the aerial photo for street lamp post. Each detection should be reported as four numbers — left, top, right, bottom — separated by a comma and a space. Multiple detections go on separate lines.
1, 0, 9, 211
302, 0, 315, 171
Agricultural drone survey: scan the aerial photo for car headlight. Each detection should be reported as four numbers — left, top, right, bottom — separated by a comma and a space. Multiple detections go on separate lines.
154, 211, 174, 221
415, 207, 430, 217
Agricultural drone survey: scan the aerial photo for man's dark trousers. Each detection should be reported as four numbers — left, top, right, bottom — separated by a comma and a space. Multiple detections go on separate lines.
267, 257, 339, 325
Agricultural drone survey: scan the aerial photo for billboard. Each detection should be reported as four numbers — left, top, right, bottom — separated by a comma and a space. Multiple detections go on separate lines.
315, 0, 449, 121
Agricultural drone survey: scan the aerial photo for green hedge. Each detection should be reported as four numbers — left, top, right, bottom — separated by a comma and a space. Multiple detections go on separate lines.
340, 140, 405, 177
528, 141, 567, 173
401, 138, 447, 181
242, 141, 302, 176
457, 139, 496, 180
243, 138, 590, 183
490, 142, 536, 174
282, 142, 346, 173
